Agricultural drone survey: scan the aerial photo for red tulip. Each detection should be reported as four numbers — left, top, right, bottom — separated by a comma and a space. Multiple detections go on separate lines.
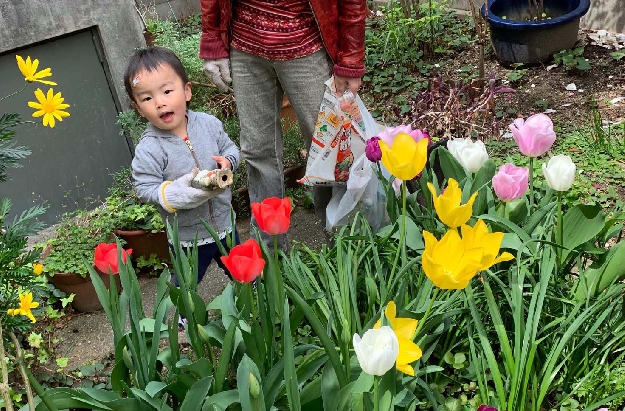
220, 239, 265, 283
94, 243, 132, 274
251, 197, 292, 235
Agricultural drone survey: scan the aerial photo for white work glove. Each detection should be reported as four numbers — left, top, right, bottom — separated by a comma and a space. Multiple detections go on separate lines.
158, 168, 225, 213
202, 58, 231, 92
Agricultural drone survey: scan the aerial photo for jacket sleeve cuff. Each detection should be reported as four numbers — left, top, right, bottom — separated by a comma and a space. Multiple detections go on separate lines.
225, 155, 238, 172
333, 64, 366, 78
158, 181, 177, 213
199, 35, 230, 60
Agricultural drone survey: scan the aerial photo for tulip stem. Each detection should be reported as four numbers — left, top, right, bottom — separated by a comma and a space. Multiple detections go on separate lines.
374, 376, 379, 411
528, 157, 535, 210
415, 288, 439, 339
390, 182, 408, 285
556, 191, 563, 266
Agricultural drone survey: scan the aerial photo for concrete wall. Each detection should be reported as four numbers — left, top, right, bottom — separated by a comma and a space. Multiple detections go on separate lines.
372, 0, 625, 34
135, 0, 201, 22
0, 0, 147, 110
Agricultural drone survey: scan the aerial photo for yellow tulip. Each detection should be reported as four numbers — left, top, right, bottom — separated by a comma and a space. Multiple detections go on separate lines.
427, 179, 478, 228
374, 301, 423, 376
378, 132, 428, 181
461, 219, 514, 270
422, 229, 484, 290
7, 292, 39, 323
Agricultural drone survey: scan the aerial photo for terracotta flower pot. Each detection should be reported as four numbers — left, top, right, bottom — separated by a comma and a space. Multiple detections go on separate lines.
47, 270, 121, 313
114, 229, 170, 262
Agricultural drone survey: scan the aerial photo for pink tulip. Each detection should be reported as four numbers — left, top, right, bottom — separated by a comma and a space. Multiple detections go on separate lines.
377, 124, 429, 147
508, 113, 556, 157
492, 163, 529, 202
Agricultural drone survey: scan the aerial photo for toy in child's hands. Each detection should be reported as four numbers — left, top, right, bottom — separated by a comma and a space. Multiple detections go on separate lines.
191, 168, 234, 191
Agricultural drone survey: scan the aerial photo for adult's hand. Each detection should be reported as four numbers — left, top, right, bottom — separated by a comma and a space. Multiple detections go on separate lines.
334, 75, 362, 96
203, 58, 232, 92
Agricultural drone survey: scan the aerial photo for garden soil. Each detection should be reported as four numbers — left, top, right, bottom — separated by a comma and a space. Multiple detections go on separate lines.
32, 205, 328, 373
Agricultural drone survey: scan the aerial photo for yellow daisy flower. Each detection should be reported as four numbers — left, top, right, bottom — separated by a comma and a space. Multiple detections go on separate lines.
28, 88, 70, 128
16, 55, 57, 85
7, 292, 39, 323
32, 263, 44, 275
374, 301, 423, 376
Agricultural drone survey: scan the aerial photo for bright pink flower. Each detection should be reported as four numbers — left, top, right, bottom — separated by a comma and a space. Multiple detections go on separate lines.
94, 243, 132, 274
477, 406, 497, 411
377, 125, 429, 147
492, 163, 529, 202
508, 113, 556, 157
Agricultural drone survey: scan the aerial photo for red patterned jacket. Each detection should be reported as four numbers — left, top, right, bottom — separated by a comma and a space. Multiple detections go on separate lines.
199, 0, 367, 78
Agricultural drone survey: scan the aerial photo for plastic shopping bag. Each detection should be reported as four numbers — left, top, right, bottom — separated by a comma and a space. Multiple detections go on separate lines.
300, 78, 367, 186
325, 92, 390, 231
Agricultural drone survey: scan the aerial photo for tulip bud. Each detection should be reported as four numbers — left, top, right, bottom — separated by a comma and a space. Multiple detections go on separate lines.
447, 138, 489, 173
352, 326, 399, 376
186, 291, 195, 314
249, 373, 261, 398
122, 346, 133, 369
542, 155, 576, 191
197, 324, 211, 344
365, 136, 382, 162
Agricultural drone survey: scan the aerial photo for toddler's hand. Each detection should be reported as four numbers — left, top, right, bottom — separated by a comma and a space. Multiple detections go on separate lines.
158, 168, 212, 213
212, 156, 232, 170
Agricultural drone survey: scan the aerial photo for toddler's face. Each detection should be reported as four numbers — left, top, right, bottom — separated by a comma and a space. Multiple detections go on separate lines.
131, 64, 191, 137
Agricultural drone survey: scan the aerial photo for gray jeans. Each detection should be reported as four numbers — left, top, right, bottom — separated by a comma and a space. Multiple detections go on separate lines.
231, 48, 333, 248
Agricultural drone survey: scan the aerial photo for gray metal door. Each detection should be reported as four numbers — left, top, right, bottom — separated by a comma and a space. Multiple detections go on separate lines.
0, 28, 133, 225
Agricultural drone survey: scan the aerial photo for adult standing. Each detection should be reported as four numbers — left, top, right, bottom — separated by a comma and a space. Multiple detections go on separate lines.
199, 0, 367, 248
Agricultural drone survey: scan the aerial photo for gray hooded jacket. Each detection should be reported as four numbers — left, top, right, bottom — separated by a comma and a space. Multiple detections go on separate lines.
132, 110, 240, 243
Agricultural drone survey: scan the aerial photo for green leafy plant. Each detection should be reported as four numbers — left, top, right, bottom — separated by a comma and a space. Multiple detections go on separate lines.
553, 47, 591, 71
116, 109, 147, 147
505, 63, 528, 83
42, 209, 113, 277
610, 49, 625, 61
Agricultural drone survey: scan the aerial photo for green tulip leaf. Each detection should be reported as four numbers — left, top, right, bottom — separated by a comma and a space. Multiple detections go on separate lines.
321, 360, 340, 411
575, 241, 625, 299
470, 158, 496, 216
236, 355, 265, 411
562, 204, 605, 264
181, 377, 213, 411
433, 146, 466, 183
202, 389, 240, 411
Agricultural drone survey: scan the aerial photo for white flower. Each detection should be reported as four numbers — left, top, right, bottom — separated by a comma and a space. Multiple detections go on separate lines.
353, 326, 399, 376
447, 138, 489, 173
542, 155, 576, 191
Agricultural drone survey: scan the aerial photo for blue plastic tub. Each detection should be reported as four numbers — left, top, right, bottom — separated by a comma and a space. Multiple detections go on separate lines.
481, 0, 591, 64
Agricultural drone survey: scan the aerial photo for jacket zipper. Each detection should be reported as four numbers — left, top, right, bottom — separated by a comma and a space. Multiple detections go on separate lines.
183, 136, 218, 230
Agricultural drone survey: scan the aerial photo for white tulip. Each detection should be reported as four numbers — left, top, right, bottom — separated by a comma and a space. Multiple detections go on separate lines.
542, 155, 576, 191
447, 138, 489, 173
353, 326, 399, 376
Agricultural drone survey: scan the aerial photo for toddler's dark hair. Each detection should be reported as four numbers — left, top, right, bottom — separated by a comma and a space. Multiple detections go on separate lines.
124, 46, 189, 101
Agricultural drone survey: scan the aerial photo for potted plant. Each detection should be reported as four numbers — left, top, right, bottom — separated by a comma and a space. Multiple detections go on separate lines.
103, 167, 169, 262
481, 0, 591, 65
42, 209, 120, 312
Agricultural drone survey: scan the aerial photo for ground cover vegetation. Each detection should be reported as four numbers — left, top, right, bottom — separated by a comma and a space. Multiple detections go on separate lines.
3, 0, 625, 410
